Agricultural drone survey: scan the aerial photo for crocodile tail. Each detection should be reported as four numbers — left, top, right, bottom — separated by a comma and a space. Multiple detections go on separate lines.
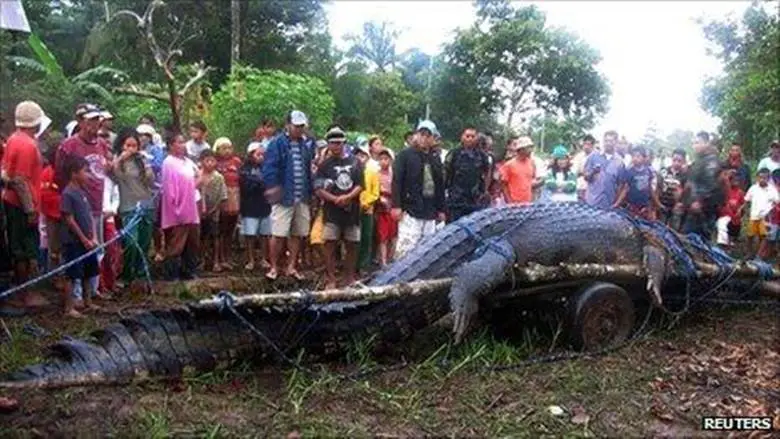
0, 306, 290, 389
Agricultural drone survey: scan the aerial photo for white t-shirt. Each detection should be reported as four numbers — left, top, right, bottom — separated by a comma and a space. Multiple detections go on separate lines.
186, 140, 211, 162
744, 183, 779, 220
757, 157, 780, 174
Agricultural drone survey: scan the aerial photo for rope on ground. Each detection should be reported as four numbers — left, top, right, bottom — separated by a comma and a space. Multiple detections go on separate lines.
0, 195, 158, 301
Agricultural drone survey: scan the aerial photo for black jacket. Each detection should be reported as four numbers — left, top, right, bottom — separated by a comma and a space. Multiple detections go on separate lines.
392, 147, 445, 220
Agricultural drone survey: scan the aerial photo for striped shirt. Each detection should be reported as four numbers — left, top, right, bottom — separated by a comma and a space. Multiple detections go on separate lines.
290, 140, 305, 202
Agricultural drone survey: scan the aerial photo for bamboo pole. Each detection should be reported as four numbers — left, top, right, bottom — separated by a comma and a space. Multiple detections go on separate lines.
189, 261, 780, 310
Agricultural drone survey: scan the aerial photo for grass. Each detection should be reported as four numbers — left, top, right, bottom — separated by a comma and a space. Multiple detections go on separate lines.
0, 288, 777, 437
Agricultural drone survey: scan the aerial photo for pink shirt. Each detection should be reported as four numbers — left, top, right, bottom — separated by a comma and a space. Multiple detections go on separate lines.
160, 155, 200, 229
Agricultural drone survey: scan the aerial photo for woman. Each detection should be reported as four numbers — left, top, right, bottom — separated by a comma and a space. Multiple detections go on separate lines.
160, 131, 201, 280
543, 145, 578, 202
214, 137, 242, 271
111, 129, 155, 286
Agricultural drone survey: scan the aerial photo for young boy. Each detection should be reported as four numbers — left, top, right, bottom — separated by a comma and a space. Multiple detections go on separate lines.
239, 141, 271, 271
199, 150, 228, 271
186, 120, 211, 162
758, 170, 780, 259
354, 144, 379, 273
716, 171, 745, 248
743, 168, 779, 257
376, 148, 397, 267
613, 146, 659, 220
60, 157, 100, 318
214, 137, 242, 271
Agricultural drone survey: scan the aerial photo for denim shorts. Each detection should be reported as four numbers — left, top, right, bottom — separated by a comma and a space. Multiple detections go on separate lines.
240, 216, 272, 237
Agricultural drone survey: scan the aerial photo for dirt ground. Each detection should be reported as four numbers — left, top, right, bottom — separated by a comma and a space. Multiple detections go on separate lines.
0, 270, 778, 438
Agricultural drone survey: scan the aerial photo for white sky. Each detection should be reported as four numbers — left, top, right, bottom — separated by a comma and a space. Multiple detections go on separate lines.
325, 0, 750, 142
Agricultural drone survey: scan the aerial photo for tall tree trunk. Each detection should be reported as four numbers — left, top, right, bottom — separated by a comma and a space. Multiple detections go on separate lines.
231, 0, 240, 72
168, 78, 180, 132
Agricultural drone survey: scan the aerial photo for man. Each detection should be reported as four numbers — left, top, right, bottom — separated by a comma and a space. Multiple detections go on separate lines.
315, 126, 364, 288
572, 134, 596, 200
583, 130, 625, 209
392, 120, 446, 258
444, 127, 491, 221
263, 110, 315, 281
725, 143, 751, 191
658, 148, 688, 230
500, 136, 542, 204
682, 131, 723, 239
1, 101, 46, 308
757, 141, 780, 174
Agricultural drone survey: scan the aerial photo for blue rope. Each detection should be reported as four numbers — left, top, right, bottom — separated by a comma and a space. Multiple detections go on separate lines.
452, 220, 515, 263
0, 193, 159, 301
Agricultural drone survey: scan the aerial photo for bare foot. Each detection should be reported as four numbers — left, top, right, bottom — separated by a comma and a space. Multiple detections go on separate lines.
65, 309, 85, 318
244, 262, 255, 271
212, 264, 222, 273
324, 281, 337, 290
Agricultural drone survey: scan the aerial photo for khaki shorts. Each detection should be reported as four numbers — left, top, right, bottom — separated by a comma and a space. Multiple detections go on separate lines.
323, 222, 360, 243
270, 203, 311, 238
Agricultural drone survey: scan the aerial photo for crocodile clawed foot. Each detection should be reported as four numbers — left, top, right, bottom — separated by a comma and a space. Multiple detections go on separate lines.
452, 303, 477, 345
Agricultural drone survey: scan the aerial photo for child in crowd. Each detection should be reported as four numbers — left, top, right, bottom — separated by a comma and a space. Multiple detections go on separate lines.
40, 147, 62, 274
354, 144, 379, 273
613, 146, 659, 220
716, 171, 745, 248
759, 170, 780, 259
100, 171, 121, 296
186, 120, 210, 162
239, 141, 271, 271
214, 137, 242, 270
375, 148, 397, 267
199, 150, 228, 271
60, 157, 99, 318
743, 168, 779, 257
544, 145, 578, 202
308, 142, 330, 271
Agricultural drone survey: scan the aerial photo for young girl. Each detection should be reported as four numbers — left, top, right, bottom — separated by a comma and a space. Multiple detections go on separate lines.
199, 150, 228, 272
543, 145, 578, 202
214, 137, 242, 271
100, 167, 121, 296
354, 144, 379, 273
716, 171, 745, 248
40, 147, 62, 274
375, 149, 397, 267
239, 141, 271, 271
112, 129, 155, 286
161, 132, 201, 280
60, 157, 99, 317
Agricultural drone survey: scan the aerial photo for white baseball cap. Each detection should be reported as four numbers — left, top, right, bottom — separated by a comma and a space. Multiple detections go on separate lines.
289, 110, 308, 126
247, 141, 266, 154
136, 124, 156, 136
416, 119, 439, 137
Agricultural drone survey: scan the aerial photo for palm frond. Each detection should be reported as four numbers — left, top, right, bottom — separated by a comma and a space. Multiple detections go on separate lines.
5, 56, 46, 76
72, 65, 129, 84
78, 81, 114, 103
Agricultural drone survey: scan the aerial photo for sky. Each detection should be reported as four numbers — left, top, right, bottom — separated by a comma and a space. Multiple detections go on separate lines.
325, 0, 751, 142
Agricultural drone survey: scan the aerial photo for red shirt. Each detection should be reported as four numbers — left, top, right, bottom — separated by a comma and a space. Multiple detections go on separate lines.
40, 165, 61, 220
216, 154, 242, 188
719, 186, 745, 226
55, 134, 110, 214
1, 130, 42, 212
499, 157, 536, 203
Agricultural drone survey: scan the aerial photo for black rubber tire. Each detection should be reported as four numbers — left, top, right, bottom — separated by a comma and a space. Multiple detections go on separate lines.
566, 282, 635, 351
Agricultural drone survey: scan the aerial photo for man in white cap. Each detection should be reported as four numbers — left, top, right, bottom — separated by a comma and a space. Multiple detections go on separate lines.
1, 101, 46, 306
392, 119, 446, 258
54, 103, 113, 300
499, 136, 541, 204
262, 110, 315, 280
98, 110, 116, 145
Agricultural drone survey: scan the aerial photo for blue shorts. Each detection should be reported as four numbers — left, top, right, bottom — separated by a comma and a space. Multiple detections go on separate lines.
240, 216, 271, 237
63, 242, 99, 280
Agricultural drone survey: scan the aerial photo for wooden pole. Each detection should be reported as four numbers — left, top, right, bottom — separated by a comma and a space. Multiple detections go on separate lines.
190, 261, 780, 310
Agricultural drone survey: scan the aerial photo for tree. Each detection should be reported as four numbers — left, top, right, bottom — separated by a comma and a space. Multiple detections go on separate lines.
528, 114, 593, 152
442, 0, 610, 132
110, 0, 212, 131
640, 123, 666, 153
665, 129, 694, 156
344, 21, 400, 72
700, 1, 779, 159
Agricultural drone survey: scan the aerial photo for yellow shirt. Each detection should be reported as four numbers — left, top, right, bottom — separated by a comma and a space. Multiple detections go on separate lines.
360, 163, 380, 214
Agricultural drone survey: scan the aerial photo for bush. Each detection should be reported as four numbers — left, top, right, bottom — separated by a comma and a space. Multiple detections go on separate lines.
113, 96, 170, 131
210, 66, 335, 150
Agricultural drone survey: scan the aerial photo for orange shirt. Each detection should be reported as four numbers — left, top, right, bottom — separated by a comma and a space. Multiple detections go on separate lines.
2, 130, 42, 212
499, 157, 536, 203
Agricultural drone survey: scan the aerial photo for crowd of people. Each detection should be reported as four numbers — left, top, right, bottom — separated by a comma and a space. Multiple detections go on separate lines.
1, 99, 779, 318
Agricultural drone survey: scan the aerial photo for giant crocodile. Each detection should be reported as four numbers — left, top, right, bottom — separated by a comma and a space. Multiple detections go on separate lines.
1, 202, 776, 388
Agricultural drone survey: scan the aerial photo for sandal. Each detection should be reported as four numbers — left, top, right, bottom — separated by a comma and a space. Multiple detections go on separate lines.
244, 262, 255, 271
265, 269, 278, 281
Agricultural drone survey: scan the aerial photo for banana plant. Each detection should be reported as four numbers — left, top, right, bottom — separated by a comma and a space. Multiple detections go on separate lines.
5, 32, 127, 104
